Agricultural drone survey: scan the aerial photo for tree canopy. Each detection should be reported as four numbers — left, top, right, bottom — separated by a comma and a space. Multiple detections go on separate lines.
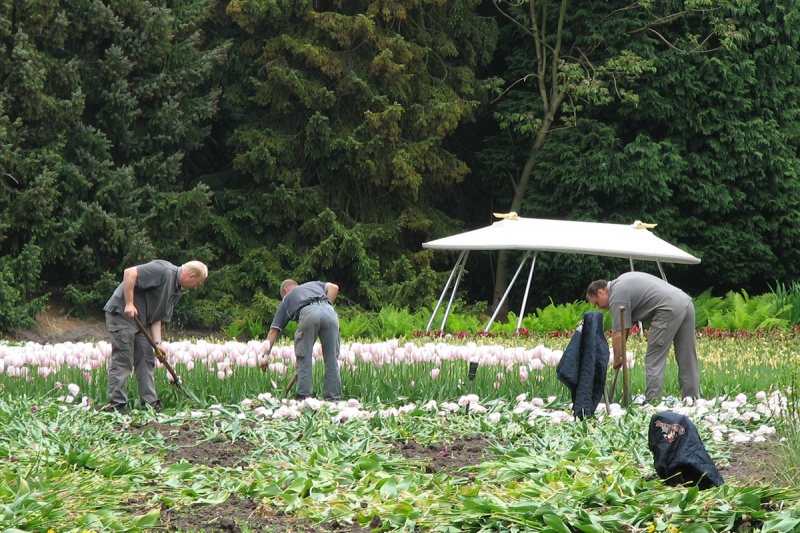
1, 0, 799, 333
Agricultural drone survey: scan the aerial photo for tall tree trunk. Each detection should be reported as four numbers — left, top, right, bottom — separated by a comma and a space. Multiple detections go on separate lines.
492, 96, 563, 315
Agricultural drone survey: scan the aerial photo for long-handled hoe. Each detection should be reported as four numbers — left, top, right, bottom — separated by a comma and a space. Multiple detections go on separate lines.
133, 315, 199, 403
285, 371, 298, 397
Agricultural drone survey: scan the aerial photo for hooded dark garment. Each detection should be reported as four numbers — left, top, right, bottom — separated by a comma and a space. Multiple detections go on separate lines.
648, 411, 724, 490
556, 311, 609, 419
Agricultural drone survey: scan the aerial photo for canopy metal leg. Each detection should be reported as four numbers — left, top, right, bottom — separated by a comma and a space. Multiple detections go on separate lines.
485, 251, 532, 332
516, 252, 538, 330
439, 252, 469, 333
656, 260, 667, 281
426, 250, 468, 334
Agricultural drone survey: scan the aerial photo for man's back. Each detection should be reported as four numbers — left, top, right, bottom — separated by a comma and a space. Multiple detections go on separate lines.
610, 272, 688, 328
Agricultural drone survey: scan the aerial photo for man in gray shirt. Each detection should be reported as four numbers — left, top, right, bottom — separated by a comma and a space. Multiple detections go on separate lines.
103, 259, 208, 413
587, 271, 700, 402
262, 279, 342, 401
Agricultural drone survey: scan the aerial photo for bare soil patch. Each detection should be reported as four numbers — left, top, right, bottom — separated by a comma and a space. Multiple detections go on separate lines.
719, 438, 791, 487
123, 418, 793, 533
1, 299, 109, 344
393, 436, 489, 478
128, 420, 497, 532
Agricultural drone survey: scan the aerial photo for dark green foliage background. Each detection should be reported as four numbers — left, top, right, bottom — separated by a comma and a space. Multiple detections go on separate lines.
1, 0, 799, 333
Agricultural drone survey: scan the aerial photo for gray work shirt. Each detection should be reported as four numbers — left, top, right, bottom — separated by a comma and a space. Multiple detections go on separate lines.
103, 259, 182, 324
608, 272, 691, 332
270, 281, 330, 331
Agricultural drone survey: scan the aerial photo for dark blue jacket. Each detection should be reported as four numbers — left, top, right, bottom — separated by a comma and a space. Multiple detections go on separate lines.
649, 411, 724, 489
556, 311, 609, 419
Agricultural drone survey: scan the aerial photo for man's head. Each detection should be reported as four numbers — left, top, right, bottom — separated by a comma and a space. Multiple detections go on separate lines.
280, 279, 298, 299
586, 279, 610, 309
179, 261, 208, 290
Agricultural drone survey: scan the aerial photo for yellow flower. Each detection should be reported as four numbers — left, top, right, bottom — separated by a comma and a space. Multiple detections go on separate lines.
647, 526, 655, 533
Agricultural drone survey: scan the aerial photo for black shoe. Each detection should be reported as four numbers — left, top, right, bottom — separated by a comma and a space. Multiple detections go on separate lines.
99, 403, 127, 414
294, 395, 309, 401
145, 400, 163, 413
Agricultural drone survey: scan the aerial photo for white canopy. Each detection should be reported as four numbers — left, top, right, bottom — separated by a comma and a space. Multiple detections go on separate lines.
421, 216, 700, 332
422, 216, 700, 264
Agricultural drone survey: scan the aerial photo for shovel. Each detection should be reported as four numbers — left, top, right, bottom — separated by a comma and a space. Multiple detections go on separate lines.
132, 315, 194, 401
620, 306, 630, 407
606, 306, 630, 407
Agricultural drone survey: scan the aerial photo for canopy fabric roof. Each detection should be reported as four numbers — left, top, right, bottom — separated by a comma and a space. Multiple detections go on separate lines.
422, 216, 700, 264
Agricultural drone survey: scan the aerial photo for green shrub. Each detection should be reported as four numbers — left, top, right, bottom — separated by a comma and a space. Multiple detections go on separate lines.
376, 306, 428, 339
0, 245, 47, 334
339, 310, 376, 339
705, 290, 786, 331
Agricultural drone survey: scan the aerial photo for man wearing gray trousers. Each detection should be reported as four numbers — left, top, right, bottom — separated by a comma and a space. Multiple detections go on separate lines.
103, 259, 208, 413
263, 279, 342, 401
586, 272, 700, 403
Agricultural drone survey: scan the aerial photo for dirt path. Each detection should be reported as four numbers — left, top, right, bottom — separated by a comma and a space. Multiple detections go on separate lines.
1, 296, 214, 344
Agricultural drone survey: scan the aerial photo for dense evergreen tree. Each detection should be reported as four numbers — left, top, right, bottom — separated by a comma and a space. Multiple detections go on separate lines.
0, 0, 227, 330
2, 0, 800, 332
207, 0, 498, 310
0, 0, 89, 328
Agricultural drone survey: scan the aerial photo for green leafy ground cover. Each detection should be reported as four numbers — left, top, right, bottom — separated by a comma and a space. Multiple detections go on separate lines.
1, 392, 797, 533
3, 329, 800, 532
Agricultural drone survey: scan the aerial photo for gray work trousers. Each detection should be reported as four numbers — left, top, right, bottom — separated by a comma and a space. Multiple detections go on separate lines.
645, 301, 701, 401
105, 312, 159, 407
294, 301, 342, 401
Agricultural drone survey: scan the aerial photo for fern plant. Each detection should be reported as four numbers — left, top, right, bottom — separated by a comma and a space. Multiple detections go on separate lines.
706, 291, 787, 331
693, 288, 728, 329
443, 313, 484, 334
526, 300, 592, 333
339, 313, 376, 339
376, 306, 427, 339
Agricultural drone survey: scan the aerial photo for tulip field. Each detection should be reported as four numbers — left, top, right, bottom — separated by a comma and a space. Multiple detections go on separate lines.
3, 330, 800, 532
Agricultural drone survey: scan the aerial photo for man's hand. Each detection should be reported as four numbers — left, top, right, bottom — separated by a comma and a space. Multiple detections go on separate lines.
259, 340, 271, 371
124, 303, 138, 318
613, 352, 623, 370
